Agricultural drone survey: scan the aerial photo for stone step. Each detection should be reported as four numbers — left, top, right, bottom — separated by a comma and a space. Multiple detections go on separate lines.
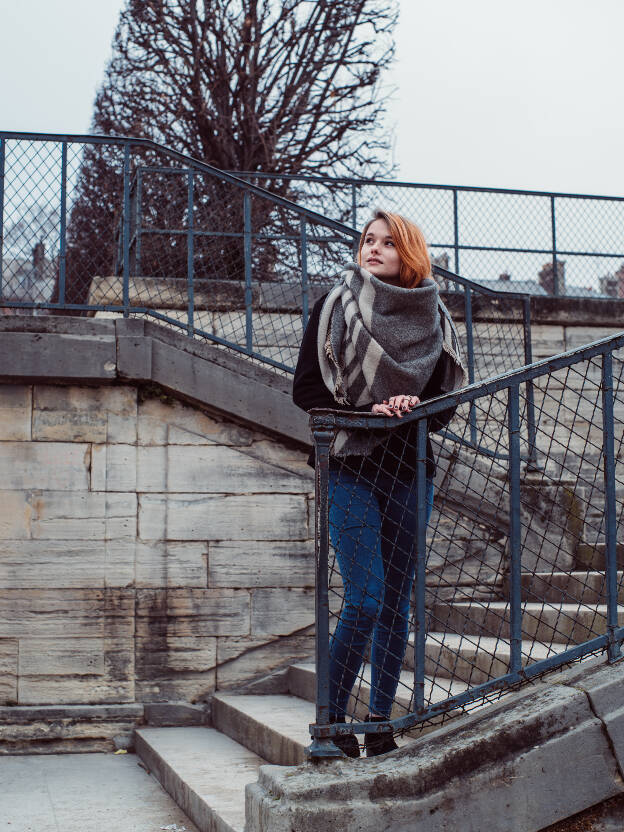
575, 542, 624, 571
429, 601, 624, 645
413, 632, 568, 687
134, 725, 266, 832
287, 662, 469, 719
522, 570, 624, 604
212, 692, 314, 766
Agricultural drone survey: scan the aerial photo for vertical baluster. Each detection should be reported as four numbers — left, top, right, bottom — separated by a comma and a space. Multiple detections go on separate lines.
58, 141, 67, 306
0, 137, 5, 300
465, 285, 477, 446
187, 169, 195, 337
301, 218, 309, 328
136, 167, 143, 276
122, 144, 131, 318
453, 189, 460, 274
308, 423, 342, 759
550, 196, 560, 296
508, 384, 522, 674
243, 191, 253, 354
413, 418, 429, 712
602, 350, 621, 663
522, 297, 538, 470
351, 183, 358, 259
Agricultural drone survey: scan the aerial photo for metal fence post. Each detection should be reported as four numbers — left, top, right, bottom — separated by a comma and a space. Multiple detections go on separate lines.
351, 183, 359, 260
308, 421, 343, 760
0, 137, 5, 299
522, 297, 538, 470
243, 191, 253, 354
602, 350, 622, 663
301, 218, 309, 328
550, 196, 560, 296
508, 384, 523, 674
57, 141, 68, 305
122, 143, 131, 318
464, 285, 477, 446
136, 167, 143, 276
413, 418, 429, 712
453, 189, 460, 274
187, 169, 195, 337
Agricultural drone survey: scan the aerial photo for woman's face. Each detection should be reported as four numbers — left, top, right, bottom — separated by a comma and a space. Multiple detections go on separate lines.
360, 219, 401, 285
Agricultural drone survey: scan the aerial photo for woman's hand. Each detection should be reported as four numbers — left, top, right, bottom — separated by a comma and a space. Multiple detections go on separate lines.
371, 394, 420, 417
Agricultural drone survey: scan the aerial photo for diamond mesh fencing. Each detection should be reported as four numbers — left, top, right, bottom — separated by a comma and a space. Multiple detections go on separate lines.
1, 133, 535, 386
242, 172, 624, 298
309, 332, 624, 758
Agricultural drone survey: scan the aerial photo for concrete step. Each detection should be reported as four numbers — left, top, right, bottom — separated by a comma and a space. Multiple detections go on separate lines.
521, 570, 624, 604
212, 693, 314, 766
134, 725, 266, 832
429, 601, 624, 645
288, 661, 469, 718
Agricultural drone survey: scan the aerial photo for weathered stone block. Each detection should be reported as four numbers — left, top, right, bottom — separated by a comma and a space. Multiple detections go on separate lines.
136, 540, 208, 587
0, 639, 18, 704
0, 385, 32, 440
91, 444, 138, 492
138, 493, 308, 541
19, 637, 106, 676
251, 588, 315, 636
209, 541, 314, 588
0, 589, 135, 638
135, 588, 250, 637
135, 636, 217, 702
213, 312, 304, 347
0, 442, 90, 490
33, 384, 137, 443
30, 491, 136, 541
566, 326, 624, 350
0, 491, 32, 539
137, 444, 309, 493
216, 634, 314, 690
530, 324, 566, 358
16, 636, 135, 705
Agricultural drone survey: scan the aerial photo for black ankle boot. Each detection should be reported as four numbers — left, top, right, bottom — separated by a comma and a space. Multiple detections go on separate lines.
364, 714, 398, 758
329, 716, 360, 758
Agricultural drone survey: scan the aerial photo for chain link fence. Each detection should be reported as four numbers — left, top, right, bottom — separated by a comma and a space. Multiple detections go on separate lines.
309, 331, 624, 758
239, 172, 624, 299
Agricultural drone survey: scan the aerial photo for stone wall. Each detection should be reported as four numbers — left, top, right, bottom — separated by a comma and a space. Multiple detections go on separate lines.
1, 309, 623, 715
0, 382, 315, 709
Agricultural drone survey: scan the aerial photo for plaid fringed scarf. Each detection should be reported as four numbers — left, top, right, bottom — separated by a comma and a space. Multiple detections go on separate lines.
317, 263, 466, 456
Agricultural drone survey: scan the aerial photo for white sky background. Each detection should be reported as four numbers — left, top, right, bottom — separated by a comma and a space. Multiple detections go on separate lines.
1, 0, 624, 197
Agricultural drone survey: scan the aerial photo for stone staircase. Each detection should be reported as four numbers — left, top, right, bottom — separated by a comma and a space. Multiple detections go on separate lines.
132, 566, 621, 832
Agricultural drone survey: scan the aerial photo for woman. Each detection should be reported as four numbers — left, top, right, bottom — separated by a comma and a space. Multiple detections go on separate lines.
293, 210, 465, 758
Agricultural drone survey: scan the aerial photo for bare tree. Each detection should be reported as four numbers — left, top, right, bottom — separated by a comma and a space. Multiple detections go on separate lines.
100, 0, 396, 175
60, 0, 397, 308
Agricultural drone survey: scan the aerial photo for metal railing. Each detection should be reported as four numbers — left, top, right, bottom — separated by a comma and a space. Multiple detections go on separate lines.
1, 132, 535, 394
236, 171, 624, 299
308, 330, 624, 758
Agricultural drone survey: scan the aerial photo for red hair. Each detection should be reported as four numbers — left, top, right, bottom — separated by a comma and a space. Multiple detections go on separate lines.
358, 210, 431, 289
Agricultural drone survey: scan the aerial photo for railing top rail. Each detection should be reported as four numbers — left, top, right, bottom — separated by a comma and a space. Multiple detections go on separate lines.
311, 328, 624, 431
433, 265, 530, 299
227, 169, 624, 204
0, 130, 360, 238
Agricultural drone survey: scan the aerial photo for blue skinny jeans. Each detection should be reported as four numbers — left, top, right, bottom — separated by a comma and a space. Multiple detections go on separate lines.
328, 465, 434, 719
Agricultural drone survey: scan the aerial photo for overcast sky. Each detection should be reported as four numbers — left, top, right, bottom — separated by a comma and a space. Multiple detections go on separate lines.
2, 0, 624, 196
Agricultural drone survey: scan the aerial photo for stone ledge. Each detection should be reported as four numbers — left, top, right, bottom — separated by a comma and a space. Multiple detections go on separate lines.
0, 315, 310, 447
245, 658, 624, 832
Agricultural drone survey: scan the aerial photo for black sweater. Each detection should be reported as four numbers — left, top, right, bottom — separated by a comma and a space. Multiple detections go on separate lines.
292, 295, 456, 481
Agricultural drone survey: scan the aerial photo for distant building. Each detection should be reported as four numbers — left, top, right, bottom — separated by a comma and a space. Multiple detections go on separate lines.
1, 243, 56, 314
599, 264, 624, 298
